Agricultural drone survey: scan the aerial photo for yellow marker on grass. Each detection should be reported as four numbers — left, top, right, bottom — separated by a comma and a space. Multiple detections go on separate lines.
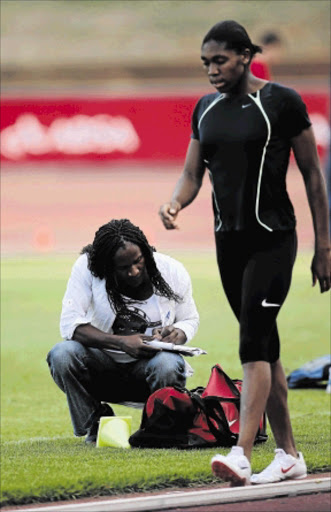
96, 416, 132, 448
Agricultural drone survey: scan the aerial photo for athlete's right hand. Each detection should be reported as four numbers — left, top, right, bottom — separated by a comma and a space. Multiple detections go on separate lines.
119, 334, 161, 359
159, 201, 181, 230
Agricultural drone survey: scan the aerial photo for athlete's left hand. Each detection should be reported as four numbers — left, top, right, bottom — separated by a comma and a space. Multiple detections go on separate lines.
152, 326, 187, 345
311, 248, 331, 292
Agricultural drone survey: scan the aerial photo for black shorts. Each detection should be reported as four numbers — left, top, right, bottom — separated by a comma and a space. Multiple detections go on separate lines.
215, 229, 297, 364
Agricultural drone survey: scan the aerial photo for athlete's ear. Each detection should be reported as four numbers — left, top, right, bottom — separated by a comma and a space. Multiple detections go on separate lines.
241, 48, 251, 65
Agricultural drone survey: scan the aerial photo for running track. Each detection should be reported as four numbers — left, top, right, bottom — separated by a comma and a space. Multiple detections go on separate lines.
2, 162, 314, 256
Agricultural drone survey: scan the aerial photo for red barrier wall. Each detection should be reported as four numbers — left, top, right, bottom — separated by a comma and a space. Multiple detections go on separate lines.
1, 92, 329, 163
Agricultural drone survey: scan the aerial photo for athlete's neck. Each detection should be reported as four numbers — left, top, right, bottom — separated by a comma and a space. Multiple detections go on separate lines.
227, 73, 268, 99
246, 74, 268, 94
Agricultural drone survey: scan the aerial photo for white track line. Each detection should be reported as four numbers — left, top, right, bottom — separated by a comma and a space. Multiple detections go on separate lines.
9, 477, 330, 512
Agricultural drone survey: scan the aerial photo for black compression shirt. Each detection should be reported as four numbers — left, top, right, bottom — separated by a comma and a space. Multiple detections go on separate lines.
191, 82, 311, 232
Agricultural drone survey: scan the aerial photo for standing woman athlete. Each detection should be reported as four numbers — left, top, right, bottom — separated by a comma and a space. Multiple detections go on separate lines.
159, 20, 330, 486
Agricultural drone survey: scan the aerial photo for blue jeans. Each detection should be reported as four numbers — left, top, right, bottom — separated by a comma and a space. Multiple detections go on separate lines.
47, 340, 186, 436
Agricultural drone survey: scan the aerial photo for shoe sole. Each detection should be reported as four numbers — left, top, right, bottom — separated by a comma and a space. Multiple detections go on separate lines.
211, 459, 248, 487
251, 473, 307, 485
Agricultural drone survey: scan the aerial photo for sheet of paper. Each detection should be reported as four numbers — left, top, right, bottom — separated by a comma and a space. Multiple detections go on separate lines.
143, 340, 207, 356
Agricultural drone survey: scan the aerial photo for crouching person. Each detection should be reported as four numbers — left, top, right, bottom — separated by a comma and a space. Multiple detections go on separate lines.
47, 219, 199, 444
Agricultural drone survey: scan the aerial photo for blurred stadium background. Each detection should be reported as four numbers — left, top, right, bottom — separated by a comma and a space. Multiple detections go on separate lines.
1, 0, 330, 256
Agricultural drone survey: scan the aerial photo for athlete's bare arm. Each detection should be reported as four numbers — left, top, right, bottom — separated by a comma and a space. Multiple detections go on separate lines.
291, 126, 331, 292
159, 139, 206, 229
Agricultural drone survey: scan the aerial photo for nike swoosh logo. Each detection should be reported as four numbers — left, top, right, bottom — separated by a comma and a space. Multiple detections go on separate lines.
228, 419, 237, 427
281, 464, 296, 474
261, 299, 280, 308
242, 104, 251, 108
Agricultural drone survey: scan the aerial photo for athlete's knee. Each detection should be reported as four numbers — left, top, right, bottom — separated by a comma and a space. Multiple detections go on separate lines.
239, 307, 280, 363
239, 332, 273, 364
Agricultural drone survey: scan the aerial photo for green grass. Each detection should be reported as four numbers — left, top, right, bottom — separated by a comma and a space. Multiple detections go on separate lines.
1, 252, 330, 506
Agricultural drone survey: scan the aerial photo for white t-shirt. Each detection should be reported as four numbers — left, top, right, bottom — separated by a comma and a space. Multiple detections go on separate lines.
60, 252, 200, 367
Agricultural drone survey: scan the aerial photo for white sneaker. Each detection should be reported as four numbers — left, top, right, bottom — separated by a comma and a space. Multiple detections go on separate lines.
250, 449, 307, 484
211, 446, 251, 487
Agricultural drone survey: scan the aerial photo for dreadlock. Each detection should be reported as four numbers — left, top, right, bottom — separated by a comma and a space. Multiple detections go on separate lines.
81, 219, 182, 312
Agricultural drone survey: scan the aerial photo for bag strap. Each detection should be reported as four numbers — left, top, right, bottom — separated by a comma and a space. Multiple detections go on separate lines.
190, 393, 236, 443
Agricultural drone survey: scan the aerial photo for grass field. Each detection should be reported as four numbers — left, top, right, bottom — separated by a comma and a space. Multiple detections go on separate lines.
1, 251, 330, 506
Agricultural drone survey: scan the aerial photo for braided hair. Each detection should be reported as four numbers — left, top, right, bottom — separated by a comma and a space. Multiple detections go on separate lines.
81, 219, 182, 312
